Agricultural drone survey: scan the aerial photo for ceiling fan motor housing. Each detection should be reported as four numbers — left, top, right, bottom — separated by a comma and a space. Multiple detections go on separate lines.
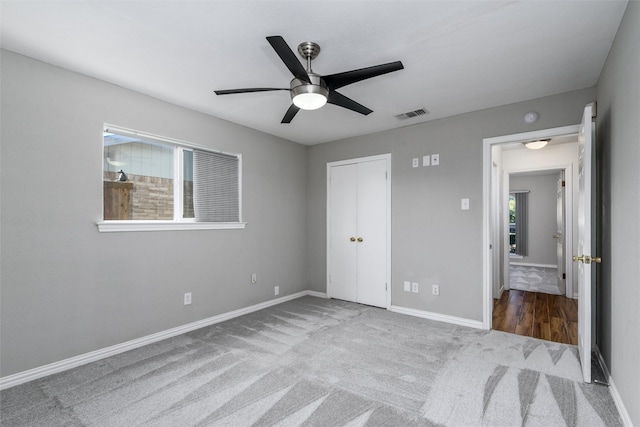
290, 73, 329, 109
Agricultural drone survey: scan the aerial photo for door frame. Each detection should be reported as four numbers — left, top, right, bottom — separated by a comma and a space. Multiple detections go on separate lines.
326, 153, 392, 309
503, 164, 573, 298
482, 125, 580, 329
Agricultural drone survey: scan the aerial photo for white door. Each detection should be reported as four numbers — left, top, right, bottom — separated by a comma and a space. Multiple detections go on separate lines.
327, 155, 389, 308
355, 159, 388, 307
491, 162, 502, 297
328, 164, 358, 303
556, 171, 566, 293
575, 103, 597, 383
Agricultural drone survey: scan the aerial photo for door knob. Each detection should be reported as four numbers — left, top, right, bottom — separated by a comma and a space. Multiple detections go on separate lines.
350, 237, 356, 242
357, 237, 363, 242
553, 235, 561, 239
573, 255, 602, 264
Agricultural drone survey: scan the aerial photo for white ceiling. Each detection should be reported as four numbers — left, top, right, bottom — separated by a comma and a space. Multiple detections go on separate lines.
0, 1, 628, 145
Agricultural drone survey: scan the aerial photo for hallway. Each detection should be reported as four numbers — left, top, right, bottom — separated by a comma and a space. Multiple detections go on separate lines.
493, 289, 578, 345
509, 265, 563, 295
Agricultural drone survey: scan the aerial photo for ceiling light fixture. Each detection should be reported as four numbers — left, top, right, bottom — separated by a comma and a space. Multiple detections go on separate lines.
524, 139, 550, 150
291, 74, 328, 110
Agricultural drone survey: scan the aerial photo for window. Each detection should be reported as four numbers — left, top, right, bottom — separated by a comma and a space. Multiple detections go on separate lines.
509, 191, 528, 256
99, 126, 244, 232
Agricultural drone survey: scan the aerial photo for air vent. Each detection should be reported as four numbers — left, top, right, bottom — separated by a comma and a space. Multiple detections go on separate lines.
394, 108, 429, 120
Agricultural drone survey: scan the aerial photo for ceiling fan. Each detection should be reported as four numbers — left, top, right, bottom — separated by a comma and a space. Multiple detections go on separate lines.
214, 36, 404, 123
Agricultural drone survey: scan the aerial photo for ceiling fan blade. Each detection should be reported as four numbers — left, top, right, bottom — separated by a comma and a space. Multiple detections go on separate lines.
214, 88, 289, 95
327, 91, 373, 115
266, 36, 310, 83
323, 61, 404, 90
281, 104, 300, 123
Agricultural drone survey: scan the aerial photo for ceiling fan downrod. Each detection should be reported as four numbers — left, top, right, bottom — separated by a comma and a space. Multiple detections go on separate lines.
297, 41, 321, 73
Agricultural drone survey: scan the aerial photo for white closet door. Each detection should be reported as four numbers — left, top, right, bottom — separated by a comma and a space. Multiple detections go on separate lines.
328, 164, 358, 302
327, 155, 389, 309
356, 159, 388, 307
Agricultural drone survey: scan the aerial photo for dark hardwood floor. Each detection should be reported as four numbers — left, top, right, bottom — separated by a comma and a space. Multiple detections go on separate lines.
493, 289, 578, 345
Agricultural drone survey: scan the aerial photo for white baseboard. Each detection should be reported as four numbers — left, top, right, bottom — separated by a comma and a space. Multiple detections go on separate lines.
0, 290, 323, 391
389, 305, 484, 329
510, 262, 557, 269
306, 290, 328, 299
595, 346, 634, 427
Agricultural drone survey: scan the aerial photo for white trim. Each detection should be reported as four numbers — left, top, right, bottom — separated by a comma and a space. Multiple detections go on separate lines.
483, 124, 581, 330
510, 262, 557, 269
390, 305, 484, 329
594, 347, 634, 427
326, 153, 392, 310
104, 124, 238, 157
483, 125, 581, 146
306, 291, 329, 299
97, 221, 247, 232
609, 377, 634, 427
0, 290, 320, 391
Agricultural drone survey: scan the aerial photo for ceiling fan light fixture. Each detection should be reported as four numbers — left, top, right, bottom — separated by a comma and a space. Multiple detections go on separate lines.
291, 84, 328, 110
523, 139, 550, 150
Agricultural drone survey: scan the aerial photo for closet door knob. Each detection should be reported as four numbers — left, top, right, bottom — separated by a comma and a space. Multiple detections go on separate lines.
357, 237, 363, 242
350, 237, 356, 242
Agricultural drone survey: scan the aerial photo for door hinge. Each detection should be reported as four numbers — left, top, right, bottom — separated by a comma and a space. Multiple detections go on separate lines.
563, 273, 566, 280
328, 274, 332, 283
562, 180, 566, 187
386, 171, 388, 180
385, 282, 388, 291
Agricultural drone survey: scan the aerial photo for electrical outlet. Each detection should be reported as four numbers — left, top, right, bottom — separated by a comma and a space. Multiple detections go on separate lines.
274, 286, 280, 296
184, 292, 192, 305
411, 282, 419, 293
423, 155, 430, 166
251, 273, 257, 284
403, 281, 411, 292
432, 285, 440, 296
412, 158, 419, 168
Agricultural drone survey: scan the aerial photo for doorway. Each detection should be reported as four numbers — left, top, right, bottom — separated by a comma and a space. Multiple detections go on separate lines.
482, 125, 581, 337
484, 104, 597, 383
508, 169, 566, 296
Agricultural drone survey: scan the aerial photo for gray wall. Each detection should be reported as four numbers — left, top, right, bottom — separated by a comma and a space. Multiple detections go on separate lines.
509, 174, 558, 266
307, 87, 596, 321
596, 1, 640, 424
0, 50, 308, 377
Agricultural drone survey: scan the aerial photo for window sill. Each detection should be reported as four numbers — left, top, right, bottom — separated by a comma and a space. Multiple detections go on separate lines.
97, 221, 247, 233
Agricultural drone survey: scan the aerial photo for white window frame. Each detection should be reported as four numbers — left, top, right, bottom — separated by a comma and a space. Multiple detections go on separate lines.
98, 125, 245, 232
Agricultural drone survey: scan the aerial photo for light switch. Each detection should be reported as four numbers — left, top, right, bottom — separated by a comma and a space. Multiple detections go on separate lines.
431, 154, 440, 166
403, 281, 411, 292
461, 198, 470, 210
423, 155, 430, 166
412, 158, 419, 168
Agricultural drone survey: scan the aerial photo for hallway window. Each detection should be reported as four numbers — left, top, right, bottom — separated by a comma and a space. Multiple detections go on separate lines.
509, 191, 528, 256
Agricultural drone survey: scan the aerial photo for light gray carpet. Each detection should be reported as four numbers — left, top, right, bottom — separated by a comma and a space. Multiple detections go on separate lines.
1, 296, 621, 426
510, 265, 563, 295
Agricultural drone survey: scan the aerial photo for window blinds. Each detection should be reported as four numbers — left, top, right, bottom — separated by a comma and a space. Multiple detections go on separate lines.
193, 150, 239, 222
514, 192, 528, 256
